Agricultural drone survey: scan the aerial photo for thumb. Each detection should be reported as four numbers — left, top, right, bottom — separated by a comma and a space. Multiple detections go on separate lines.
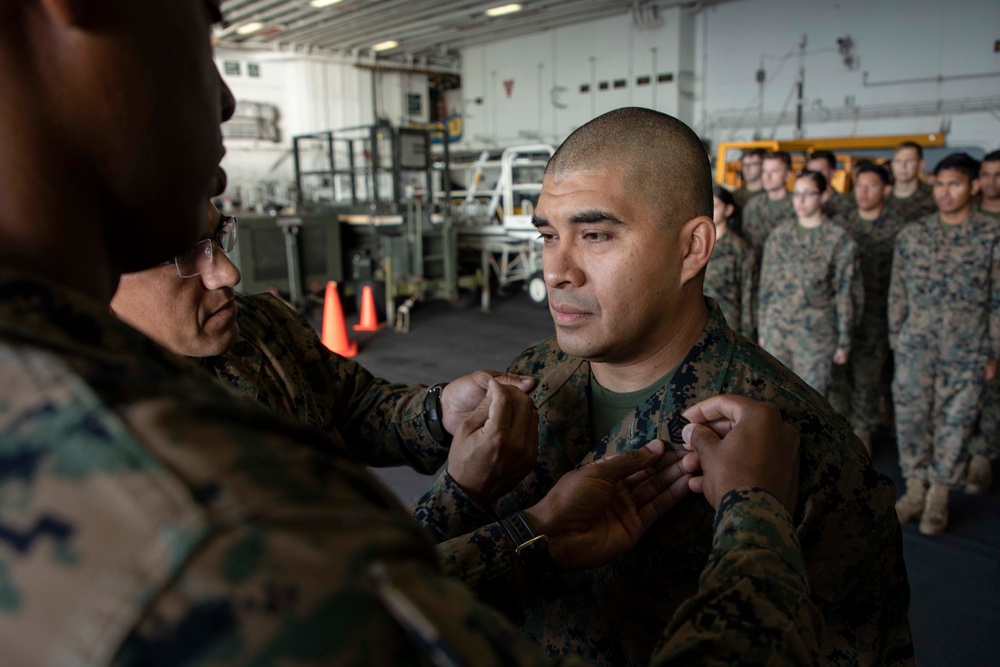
682, 422, 721, 454
490, 371, 537, 393
591, 440, 665, 481
457, 383, 493, 436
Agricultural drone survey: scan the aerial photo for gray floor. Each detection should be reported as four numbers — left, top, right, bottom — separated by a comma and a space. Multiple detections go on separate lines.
327, 289, 999, 667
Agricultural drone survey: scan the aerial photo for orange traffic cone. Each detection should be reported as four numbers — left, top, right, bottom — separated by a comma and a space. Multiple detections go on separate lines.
353, 284, 382, 332
321, 281, 357, 357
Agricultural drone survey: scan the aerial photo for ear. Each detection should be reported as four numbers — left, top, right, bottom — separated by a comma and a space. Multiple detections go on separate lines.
883, 183, 893, 198
724, 203, 735, 219
971, 177, 982, 197
680, 215, 716, 284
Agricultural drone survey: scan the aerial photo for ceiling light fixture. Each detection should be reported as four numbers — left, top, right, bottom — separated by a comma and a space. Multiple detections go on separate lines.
236, 21, 264, 35
486, 3, 523, 17
372, 40, 399, 51
310, 0, 343, 8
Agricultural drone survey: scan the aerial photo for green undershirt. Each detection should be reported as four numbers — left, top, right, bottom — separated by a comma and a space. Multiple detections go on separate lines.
590, 367, 678, 443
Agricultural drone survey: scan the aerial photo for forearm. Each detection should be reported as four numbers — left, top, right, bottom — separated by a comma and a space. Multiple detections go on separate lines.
334, 367, 448, 473
651, 488, 822, 666
887, 246, 907, 349
990, 242, 1000, 359
834, 241, 857, 351
408, 470, 498, 541
433, 521, 534, 625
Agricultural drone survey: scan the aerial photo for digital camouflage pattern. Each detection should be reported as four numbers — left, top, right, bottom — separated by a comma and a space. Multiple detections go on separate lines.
887, 180, 936, 223
703, 230, 756, 339
822, 190, 856, 222
204, 292, 448, 473
740, 193, 797, 256
0, 270, 825, 666
730, 186, 764, 237
758, 220, 861, 396
973, 208, 1000, 461
730, 185, 764, 211
828, 208, 909, 436
420, 301, 912, 667
970, 377, 1000, 460
889, 212, 1000, 487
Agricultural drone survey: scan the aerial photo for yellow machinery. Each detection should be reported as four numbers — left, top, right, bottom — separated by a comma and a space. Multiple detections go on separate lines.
715, 133, 946, 193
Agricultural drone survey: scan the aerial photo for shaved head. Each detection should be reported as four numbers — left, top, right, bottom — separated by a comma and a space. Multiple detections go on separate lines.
545, 107, 713, 228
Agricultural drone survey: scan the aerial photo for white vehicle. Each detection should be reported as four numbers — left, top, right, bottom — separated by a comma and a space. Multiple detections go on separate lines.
453, 144, 554, 308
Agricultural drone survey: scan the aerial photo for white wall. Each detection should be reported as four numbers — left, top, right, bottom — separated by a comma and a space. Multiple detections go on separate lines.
694, 0, 1000, 150
455, 0, 999, 152
215, 49, 428, 204
457, 7, 692, 149
216, 0, 1000, 191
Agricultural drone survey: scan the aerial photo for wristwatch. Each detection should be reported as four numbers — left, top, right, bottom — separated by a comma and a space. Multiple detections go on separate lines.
423, 383, 453, 446
500, 511, 562, 602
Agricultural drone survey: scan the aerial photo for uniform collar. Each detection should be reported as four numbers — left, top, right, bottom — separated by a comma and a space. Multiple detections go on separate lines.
534, 299, 736, 460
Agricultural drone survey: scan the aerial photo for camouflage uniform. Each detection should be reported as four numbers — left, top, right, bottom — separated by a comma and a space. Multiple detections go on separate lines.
823, 190, 856, 222
731, 185, 764, 211
740, 193, 797, 256
887, 180, 936, 223
703, 230, 756, 338
971, 208, 1000, 460
0, 270, 828, 666
758, 220, 861, 396
730, 186, 764, 237
971, 378, 1000, 461
419, 301, 912, 667
828, 208, 909, 436
204, 292, 448, 472
889, 212, 1000, 487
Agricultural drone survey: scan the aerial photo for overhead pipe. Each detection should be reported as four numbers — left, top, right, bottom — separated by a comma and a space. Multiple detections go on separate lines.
708, 95, 1000, 130
862, 71, 1000, 88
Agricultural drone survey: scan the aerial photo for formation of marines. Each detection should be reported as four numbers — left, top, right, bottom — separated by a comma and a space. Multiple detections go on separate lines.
709, 144, 1000, 536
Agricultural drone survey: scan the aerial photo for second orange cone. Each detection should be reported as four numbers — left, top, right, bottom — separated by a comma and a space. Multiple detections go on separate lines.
321, 281, 357, 357
353, 284, 382, 332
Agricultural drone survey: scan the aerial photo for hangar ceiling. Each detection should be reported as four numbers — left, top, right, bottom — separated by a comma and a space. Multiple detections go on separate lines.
216, 0, 684, 70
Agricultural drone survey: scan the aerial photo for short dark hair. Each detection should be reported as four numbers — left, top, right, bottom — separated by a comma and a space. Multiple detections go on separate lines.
895, 141, 924, 159
713, 185, 736, 208
982, 149, 1000, 165
546, 107, 713, 226
741, 148, 766, 162
763, 151, 792, 170
808, 150, 837, 170
796, 170, 828, 194
933, 152, 981, 180
856, 162, 891, 186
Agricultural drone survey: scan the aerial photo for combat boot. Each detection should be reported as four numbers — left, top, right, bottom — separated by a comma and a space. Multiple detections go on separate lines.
919, 484, 950, 536
965, 455, 993, 495
895, 478, 927, 524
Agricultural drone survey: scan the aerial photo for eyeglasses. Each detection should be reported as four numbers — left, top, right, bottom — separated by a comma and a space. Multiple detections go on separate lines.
163, 216, 238, 278
792, 191, 821, 199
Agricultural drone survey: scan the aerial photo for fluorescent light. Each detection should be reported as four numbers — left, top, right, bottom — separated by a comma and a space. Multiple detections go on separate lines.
372, 40, 398, 51
310, 0, 343, 7
486, 3, 522, 17
236, 21, 264, 35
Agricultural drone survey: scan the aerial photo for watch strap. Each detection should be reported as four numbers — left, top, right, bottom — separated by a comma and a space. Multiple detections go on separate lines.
500, 511, 562, 602
423, 383, 453, 446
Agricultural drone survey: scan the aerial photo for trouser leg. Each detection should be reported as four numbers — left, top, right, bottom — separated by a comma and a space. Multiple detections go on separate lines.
893, 347, 935, 482
851, 336, 890, 436
930, 363, 983, 488
794, 335, 837, 398
969, 377, 1000, 460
